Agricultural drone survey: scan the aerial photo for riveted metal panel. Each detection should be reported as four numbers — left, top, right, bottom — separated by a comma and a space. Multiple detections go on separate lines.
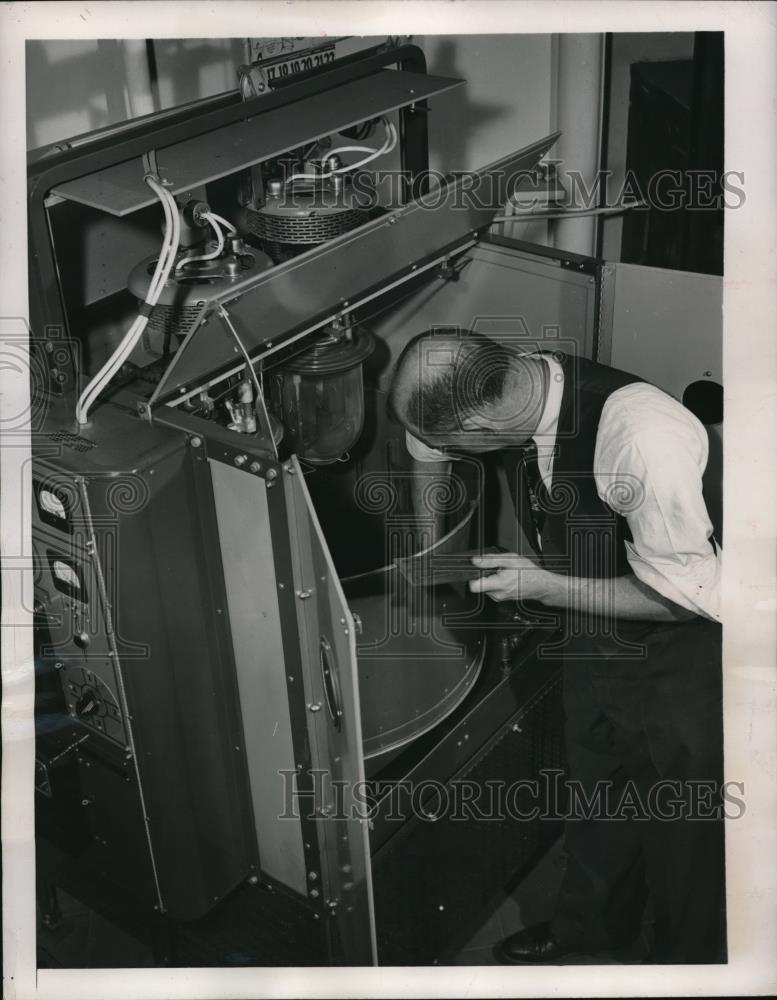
210, 459, 308, 896
283, 456, 377, 965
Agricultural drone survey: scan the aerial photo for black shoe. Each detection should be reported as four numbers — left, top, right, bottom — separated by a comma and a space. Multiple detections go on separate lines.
494, 922, 571, 965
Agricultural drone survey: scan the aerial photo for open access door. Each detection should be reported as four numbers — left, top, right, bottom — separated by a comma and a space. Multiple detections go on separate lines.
283, 456, 377, 966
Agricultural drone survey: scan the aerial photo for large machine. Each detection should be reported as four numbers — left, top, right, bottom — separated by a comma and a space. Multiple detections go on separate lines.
29, 40, 722, 967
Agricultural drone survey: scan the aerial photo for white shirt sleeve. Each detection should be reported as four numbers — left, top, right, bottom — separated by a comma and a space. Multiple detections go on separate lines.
594, 384, 721, 622
405, 430, 454, 463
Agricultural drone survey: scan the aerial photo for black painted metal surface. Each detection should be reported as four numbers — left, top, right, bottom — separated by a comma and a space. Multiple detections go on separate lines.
371, 657, 565, 965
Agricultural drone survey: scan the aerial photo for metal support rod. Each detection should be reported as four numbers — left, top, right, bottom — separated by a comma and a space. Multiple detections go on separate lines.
551, 33, 605, 256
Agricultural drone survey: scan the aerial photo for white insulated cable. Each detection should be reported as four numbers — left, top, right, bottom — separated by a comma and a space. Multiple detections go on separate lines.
76, 176, 180, 424
76, 181, 179, 422
144, 178, 178, 299
203, 211, 236, 235
284, 118, 397, 187
175, 213, 225, 271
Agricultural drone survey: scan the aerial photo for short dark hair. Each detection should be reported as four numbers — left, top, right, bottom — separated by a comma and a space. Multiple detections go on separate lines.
390, 329, 514, 435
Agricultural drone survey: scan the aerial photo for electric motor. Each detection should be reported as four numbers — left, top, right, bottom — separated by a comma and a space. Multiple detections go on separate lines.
244, 174, 373, 263
127, 236, 272, 351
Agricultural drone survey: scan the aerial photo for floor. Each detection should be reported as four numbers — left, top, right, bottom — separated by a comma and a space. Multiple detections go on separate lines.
449, 836, 650, 966
37, 838, 649, 968
37, 890, 156, 969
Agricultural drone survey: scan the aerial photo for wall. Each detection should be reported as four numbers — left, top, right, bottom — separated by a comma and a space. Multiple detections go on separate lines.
25, 36, 381, 150
416, 34, 554, 247
26, 34, 558, 243
27, 34, 555, 159
600, 32, 695, 260
26, 38, 238, 150
27, 39, 116, 149
415, 34, 553, 174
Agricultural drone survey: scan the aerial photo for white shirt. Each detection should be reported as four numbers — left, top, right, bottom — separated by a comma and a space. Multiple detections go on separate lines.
405, 356, 721, 622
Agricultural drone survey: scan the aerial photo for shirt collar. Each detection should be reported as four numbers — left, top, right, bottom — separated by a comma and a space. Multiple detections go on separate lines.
532, 353, 565, 445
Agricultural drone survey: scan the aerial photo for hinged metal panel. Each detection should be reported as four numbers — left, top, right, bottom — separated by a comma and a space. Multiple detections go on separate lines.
596, 262, 723, 396
150, 131, 561, 404
51, 70, 464, 216
283, 456, 377, 965
209, 459, 308, 896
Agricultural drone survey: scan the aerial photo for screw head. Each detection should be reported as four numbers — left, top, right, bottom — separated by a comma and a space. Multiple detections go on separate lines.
190, 436, 202, 448
234, 454, 247, 467
266, 467, 278, 481
249, 461, 262, 474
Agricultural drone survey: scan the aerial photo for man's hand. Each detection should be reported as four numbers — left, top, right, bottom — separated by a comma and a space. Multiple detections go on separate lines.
470, 554, 700, 623
469, 553, 550, 603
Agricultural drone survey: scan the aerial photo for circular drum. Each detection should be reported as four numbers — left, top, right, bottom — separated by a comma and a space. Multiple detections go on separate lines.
304, 388, 485, 759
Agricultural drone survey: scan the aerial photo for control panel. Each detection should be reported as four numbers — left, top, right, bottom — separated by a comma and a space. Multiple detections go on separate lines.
32, 473, 129, 751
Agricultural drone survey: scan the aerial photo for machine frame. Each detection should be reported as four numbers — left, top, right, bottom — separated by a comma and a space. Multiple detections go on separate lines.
30, 40, 715, 967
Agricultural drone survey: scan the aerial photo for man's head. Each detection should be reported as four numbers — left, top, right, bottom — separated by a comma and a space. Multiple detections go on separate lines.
388, 328, 548, 453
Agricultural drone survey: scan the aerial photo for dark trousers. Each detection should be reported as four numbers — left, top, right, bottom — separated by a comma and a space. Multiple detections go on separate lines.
548, 617, 726, 964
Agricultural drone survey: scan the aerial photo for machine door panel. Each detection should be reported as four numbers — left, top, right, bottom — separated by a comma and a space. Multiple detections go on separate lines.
369, 237, 600, 394
598, 262, 722, 398
283, 457, 377, 966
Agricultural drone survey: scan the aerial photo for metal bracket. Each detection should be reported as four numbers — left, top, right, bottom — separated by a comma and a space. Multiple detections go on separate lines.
436, 254, 472, 283
238, 63, 271, 99
238, 37, 350, 99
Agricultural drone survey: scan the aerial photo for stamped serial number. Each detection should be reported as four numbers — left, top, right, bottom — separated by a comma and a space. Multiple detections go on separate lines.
266, 47, 336, 82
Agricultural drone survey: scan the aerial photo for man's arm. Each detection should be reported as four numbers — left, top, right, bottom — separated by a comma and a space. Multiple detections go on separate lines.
469, 554, 697, 622
594, 386, 721, 622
